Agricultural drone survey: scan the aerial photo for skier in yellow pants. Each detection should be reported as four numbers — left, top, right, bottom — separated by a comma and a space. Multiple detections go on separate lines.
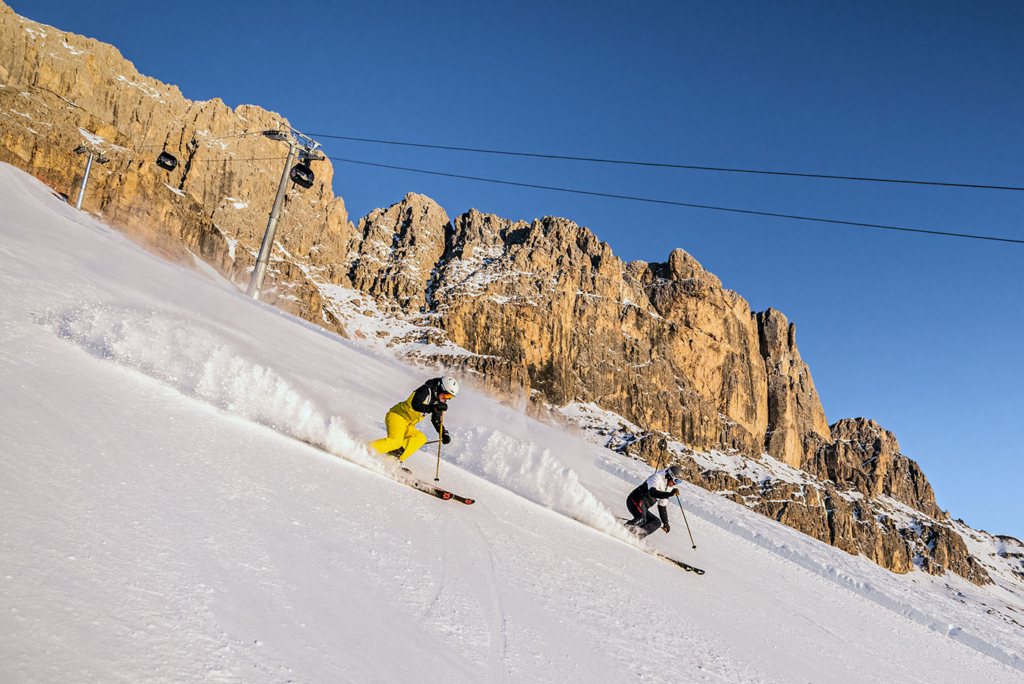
370, 376, 458, 461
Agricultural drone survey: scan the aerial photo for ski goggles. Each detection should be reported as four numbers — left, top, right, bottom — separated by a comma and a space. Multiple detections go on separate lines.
667, 475, 683, 486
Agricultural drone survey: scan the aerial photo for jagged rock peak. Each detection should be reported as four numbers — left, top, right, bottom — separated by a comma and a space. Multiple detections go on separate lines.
359, 192, 451, 233
827, 417, 942, 519
663, 248, 721, 286
446, 209, 532, 266
348, 193, 452, 309
831, 417, 901, 452
757, 308, 797, 359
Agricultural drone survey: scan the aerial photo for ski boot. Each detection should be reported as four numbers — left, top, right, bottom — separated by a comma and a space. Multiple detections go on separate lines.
386, 449, 412, 474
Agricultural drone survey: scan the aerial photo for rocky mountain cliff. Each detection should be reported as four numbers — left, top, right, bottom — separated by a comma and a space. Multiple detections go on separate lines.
1, 1, 1013, 587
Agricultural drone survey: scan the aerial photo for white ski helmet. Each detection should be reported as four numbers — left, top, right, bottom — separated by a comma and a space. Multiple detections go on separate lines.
440, 375, 460, 397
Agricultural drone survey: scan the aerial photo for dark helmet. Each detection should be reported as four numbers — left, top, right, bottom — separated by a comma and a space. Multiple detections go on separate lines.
666, 465, 684, 485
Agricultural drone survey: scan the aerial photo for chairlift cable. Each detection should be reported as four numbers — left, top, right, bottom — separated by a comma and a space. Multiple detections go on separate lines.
310, 133, 1024, 193
328, 156, 1024, 245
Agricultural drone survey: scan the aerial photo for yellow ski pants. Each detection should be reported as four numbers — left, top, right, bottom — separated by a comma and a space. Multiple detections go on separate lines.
370, 411, 427, 461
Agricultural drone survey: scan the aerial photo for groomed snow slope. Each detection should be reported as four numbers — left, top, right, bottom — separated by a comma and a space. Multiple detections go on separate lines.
1, 162, 1021, 683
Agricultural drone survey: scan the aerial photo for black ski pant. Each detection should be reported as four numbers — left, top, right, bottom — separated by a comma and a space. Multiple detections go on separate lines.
625, 492, 663, 538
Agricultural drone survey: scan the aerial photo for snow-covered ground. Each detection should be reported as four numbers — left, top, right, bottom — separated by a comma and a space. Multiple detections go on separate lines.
1, 161, 1022, 683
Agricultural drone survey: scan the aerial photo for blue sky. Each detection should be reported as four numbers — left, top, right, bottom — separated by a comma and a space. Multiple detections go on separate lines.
13, 0, 1023, 536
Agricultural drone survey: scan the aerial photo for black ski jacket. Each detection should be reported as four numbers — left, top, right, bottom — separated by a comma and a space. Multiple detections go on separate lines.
410, 378, 450, 438
627, 480, 674, 525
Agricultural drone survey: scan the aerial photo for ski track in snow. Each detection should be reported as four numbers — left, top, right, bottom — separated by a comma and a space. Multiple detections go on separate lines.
2, 161, 1023, 683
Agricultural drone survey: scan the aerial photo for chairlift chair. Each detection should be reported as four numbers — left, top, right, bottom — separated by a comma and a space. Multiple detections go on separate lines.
156, 151, 179, 171
290, 161, 315, 189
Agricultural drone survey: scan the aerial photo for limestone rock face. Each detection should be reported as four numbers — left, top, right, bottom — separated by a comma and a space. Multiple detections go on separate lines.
815, 418, 943, 519
757, 308, 831, 466
347, 193, 451, 309
633, 249, 770, 455
823, 490, 915, 574
921, 525, 990, 585
422, 212, 772, 457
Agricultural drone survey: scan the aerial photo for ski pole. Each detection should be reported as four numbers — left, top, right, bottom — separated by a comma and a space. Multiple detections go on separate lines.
434, 412, 444, 482
676, 495, 697, 549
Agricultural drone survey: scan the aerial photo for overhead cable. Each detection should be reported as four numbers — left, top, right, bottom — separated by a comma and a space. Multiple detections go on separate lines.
311, 133, 1024, 192
328, 156, 1024, 245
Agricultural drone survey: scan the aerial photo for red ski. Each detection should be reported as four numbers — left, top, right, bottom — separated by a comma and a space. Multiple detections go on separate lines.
398, 471, 475, 505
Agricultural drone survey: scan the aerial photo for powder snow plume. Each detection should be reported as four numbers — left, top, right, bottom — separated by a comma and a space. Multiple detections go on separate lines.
451, 424, 631, 539
44, 303, 384, 473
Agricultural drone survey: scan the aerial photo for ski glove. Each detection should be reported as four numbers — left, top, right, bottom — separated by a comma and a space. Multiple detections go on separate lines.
662, 523, 671, 533
436, 401, 449, 412
670, 488, 680, 497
